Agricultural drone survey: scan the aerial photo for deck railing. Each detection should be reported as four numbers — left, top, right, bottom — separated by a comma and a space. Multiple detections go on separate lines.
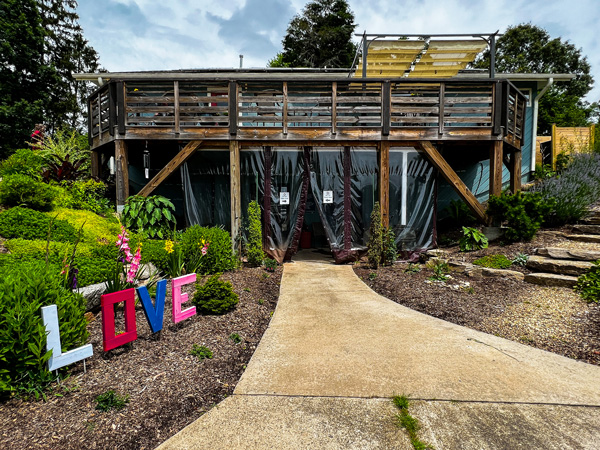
88, 77, 525, 146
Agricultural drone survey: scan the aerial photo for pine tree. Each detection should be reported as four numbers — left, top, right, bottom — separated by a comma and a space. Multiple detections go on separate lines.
271, 0, 357, 68
0, 0, 99, 157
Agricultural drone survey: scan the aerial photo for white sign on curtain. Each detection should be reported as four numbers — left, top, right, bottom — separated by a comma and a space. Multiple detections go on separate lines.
323, 190, 333, 204
280, 191, 290, 205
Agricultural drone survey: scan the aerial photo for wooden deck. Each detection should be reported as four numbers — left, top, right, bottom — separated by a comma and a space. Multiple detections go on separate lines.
88, 76, 525, 149
86, 74, 527, 236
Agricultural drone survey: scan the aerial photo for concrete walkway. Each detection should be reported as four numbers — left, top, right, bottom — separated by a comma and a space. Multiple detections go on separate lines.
157, 256, 600, 449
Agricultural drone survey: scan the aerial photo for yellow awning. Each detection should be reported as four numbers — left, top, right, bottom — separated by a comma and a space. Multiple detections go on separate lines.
356, 40, 424, 77
407, 40, 488, 78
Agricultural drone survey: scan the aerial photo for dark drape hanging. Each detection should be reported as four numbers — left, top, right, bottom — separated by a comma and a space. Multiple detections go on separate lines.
284, 146, 311, 261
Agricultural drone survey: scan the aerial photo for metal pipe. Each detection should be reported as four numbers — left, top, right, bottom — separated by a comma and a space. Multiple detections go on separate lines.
531, 77, 554, 173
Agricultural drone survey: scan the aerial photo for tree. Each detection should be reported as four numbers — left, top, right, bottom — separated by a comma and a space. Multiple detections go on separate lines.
475, 23, 596, 134
0, 0, 50, 157
270, 0, 357, 68
0, 0, 99, 157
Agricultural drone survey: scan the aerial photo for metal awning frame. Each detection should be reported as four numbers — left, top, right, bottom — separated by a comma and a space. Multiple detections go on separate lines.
350, 31, 501, 79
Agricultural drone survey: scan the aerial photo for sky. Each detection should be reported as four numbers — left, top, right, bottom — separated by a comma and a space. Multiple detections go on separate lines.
77, 0, 600, 102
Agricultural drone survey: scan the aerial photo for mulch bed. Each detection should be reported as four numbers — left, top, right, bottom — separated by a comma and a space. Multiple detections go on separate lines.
0, 267, 282, 450
354, 236, 600, 366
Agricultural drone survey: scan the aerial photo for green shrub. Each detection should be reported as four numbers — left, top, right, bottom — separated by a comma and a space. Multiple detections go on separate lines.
0, 262, 89, 399
193, 273, 239, 314
473, 254, 512, 269
0, 174, 57, 211
49, 208, 120, 244
383, 227, 397, 266
487, 191, 554, 242
36, 128, 91, 177
512, 253, 529, 266
575, 261, 600, 303
459, 227, 488, 252
263, 258, 277, 272
181, 225, 235, 274
428, 259, 449, 282
246, 200, 264, 266
121, 195, 176, 239
53, 180, 111, 214
95, 390, 129, 412
0, 149, 44, 179
533, 153, 600, 226
140, 239, 170, 274
189, 344, 213, 360
0, 207, 77, 242
367, 202, 384, 269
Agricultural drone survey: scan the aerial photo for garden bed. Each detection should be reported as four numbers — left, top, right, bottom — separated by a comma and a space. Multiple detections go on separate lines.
0, 266, 282, 450
354, 233, 600, 366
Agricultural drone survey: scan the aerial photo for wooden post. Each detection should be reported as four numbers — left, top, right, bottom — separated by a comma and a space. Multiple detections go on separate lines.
509, 150, 522, 194
115, 140, 129, 211
489, 140, 503, 198
91, 150, 99, 179
117, 82, 125, 135
282, 81, 288, 135
378, 141, 390, 227
551, 123, 557, 170
229, 81, 238, 136
419, 141, 487, 223
138, 141, 203, 197
174, 81, 180, 134
381, 81, 391, 136
438, 83, 445, 135
230, 140, 241, 249
331, 81, 337, 135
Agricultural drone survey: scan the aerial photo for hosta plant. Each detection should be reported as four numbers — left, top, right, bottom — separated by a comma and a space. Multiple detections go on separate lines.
121, 195, 176, 239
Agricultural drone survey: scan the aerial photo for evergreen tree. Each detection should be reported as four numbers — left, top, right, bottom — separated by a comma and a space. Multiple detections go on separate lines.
271, 0, 357, 68
0, 0, 50, 157
475, 23, 597, 134
0, 0, 99, 157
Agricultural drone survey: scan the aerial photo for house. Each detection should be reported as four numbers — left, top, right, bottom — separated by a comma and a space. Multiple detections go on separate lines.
74, 34, 571, 263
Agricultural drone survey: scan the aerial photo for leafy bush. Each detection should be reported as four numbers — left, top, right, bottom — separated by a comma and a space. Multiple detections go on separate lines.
121, 195, 176, 239
383, 227, 397, 266
139, 239, 170, 274
35, 128, 91, 177
427, 259, 449, 282
532, 153, 600, 225
575, 261, 600, 303
193, 273, 239, 314
42, 155, 87, 183
246, 200, 264, 266
0, 262, 89, 399
367, 202, 384, 269
189, 344, 213, 360
512, 253, 529, 266
95, 390, 129, 412
0, 174, 57, 210
487, 191, 554, 242
459, 227, 488, 252
0, 207, 77, 242
264, 258, 277, 272
53, 180, 111, 213
181, 225, 235, 274
49, 208, 120, 244
473, 254, 512, 269
0, 149, 44, 179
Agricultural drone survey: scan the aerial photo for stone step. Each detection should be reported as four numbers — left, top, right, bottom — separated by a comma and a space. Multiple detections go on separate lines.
572, 224, 600, 235
524, 273, 578, 288
565, 234, 600, 244
536, 247, 600, 262
526, 255, 593, 276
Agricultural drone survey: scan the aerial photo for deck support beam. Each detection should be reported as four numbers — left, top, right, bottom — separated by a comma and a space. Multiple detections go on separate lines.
378, 141, 390, 227
138, 140, 203, 197
115, 140, 129, 212
504, 149, 522, 194
419, 141, 487, 223
91, 150, 99, 179
230, 140, 241, 249
489, 140, 504, 198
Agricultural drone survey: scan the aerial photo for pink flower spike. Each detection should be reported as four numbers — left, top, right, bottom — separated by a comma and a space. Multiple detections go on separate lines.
126, 271, 135, 283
